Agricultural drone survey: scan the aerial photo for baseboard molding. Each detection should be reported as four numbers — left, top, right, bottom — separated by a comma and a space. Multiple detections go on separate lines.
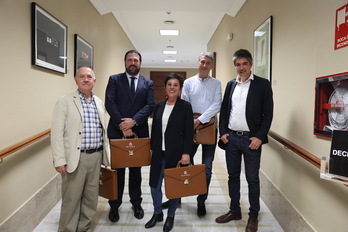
0, 174, 61, 232
260, 171, 315, 232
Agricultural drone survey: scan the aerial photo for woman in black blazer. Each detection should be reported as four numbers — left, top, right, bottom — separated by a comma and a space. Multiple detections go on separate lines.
145, 73, 194, 232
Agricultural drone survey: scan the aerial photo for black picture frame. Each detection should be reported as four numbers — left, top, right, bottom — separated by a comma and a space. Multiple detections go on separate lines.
31, 2, 67, 74
74, 34, 94, 77
253, 16, 272, 82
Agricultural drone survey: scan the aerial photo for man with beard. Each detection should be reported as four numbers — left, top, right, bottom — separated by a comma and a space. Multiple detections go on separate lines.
105, 50, 155, 223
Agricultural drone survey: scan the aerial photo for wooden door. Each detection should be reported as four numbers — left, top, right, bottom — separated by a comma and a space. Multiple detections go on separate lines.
150, 71, 186, 104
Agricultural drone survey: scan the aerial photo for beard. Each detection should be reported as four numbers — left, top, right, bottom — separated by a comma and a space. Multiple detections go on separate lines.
126, 65, 140, 76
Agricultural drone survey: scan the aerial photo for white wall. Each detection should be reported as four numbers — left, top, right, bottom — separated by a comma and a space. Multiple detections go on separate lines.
0, 0, 134, 224
208, 0, 348, 231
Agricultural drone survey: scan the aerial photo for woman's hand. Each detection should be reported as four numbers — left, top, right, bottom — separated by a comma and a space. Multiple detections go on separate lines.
181, 154, 190, 165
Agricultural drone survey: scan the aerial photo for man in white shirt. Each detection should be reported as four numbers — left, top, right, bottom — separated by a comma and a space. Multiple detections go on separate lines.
216, 49, 273, 232
161, 52, 222, 217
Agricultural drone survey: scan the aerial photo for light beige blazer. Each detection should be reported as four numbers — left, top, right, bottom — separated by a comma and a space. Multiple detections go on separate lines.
51, 91, 110, 173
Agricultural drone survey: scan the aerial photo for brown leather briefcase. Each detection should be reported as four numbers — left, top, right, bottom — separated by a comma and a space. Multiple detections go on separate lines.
164, 162, 207, 199
110, 134, 151, 169
99, 167, 117, 200
193, 113, 216, 144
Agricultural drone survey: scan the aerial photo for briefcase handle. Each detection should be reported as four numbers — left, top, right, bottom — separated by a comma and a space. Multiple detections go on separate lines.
176, 161, 192, 168
122, 132, 138, 139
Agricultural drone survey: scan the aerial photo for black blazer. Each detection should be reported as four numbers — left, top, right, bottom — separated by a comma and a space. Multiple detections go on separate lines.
149, 98, 194, 187
105, 72, 155, 139
219, 75, 273, 144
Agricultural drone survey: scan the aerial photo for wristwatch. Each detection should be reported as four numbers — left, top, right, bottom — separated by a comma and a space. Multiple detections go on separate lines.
132, 119, 138, 126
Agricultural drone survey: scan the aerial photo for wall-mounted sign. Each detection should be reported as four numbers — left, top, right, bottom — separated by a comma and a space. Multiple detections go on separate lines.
335, 4, 348, 50
329, 130, 348, 177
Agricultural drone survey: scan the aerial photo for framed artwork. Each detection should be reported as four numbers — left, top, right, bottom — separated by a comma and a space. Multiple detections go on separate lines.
74, 34, 94, 76
31, 2, 67, 74
253, 16, 272, 81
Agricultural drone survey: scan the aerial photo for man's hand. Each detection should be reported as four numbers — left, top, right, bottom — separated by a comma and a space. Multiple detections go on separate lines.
220, 133, 229, 144
122, 129, 133, 138
249, 137, 262, 150
55, 165, 67, 175
193, 118, 201, 129
119, 118, 135, 131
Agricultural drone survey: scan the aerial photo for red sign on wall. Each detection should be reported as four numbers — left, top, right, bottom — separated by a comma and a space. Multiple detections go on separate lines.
335, 4, 348, 50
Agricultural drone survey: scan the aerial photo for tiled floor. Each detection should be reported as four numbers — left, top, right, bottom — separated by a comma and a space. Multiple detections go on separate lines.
34, 147, 283, 232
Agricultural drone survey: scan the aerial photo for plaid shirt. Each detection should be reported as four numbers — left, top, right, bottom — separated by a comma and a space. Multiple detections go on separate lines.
79, 91, 103, 150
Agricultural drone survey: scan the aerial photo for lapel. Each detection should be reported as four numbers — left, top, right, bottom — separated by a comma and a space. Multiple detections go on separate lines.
167, 98, 183, 129
72, 91, 83, 118
228, 80, 238, 110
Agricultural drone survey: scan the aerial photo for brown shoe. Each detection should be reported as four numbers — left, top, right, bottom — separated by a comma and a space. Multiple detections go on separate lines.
215, 211, 242, 223
245, 216, 258, 232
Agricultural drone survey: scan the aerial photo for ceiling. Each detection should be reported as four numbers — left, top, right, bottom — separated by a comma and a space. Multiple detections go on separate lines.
89, 0, 246, 68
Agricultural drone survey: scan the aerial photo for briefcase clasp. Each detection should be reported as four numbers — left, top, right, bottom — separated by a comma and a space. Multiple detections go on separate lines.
129, 150, 134, 156
184, 179, 189, 184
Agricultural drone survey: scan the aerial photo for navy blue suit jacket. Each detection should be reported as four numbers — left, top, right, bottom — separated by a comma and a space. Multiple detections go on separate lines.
105, 72, 155, 139
219, 75, 273, 144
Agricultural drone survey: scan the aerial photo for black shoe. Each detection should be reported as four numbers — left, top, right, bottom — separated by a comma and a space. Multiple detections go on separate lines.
161, 199, 181, 209
145, 213, 163, 229
163, 216, 174, 232
108, 208, 119, 223
132, 205, 144, 219
197, 201, 206, 217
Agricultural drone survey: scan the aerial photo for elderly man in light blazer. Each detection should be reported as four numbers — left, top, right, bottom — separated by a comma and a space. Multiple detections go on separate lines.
51, 67, 110, 232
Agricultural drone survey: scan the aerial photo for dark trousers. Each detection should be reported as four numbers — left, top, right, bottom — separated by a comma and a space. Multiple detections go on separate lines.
108, 166, 142, 209
225, 132, 261, 216
193, 141, 217, 202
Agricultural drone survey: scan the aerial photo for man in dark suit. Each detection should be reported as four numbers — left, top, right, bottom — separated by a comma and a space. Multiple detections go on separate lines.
216, 49, 273, 232
105, 50, 155, 223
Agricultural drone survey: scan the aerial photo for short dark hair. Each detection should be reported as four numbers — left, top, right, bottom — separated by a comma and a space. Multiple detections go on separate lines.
164, 73, 185, 88
232, 49, 253, 65
124, 50, 142, 62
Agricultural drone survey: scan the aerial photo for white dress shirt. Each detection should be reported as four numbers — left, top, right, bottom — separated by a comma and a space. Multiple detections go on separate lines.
228, 73, 254, 131
181, 75, 222, 124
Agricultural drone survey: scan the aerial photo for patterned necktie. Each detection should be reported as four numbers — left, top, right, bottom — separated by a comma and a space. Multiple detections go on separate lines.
130, 76, 136, 96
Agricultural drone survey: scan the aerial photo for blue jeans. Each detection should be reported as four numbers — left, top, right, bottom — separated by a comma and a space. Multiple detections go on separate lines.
193, 142, 216, 202
225, 132, 261, 216
150, 158, 180, 217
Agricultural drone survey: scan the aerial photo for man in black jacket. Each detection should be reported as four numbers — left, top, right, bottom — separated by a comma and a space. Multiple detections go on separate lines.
216, 49, 273, 232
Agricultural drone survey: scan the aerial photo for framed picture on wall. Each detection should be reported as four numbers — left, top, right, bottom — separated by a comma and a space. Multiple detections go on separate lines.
31, 2, 67, 74
253, 16, 272, 82
74, 34, 94, 77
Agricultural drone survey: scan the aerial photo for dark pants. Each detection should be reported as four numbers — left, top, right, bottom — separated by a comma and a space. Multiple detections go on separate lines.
108, 166, 142, 209
151, 158, 180, 217
193, 141, 216, 202
225, 132, 261, 216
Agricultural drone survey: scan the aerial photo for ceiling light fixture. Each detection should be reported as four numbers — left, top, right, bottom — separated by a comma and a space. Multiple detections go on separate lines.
164, 59, 176, 63
160, 30, 179, 36
164, 20, 175, 24
163, 50, 177, 54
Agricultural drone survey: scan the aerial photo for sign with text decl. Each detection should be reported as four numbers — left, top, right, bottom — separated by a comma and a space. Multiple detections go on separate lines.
329, 130, 348, 177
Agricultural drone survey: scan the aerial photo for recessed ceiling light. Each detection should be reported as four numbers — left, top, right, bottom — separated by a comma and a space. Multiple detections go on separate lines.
160, 30, 179, 36
164, 20, 175, 24
164, 59, 176, 63
163, 50, 177, 54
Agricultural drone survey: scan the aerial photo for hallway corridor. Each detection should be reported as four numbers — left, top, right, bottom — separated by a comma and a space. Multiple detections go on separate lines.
34, 147, 283, 232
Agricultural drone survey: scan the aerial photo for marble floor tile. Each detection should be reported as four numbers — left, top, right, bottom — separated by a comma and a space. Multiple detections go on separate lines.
34, 147, 283, 232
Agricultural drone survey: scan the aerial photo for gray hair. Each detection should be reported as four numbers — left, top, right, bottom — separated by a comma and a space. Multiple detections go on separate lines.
198, 52, 214, 64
